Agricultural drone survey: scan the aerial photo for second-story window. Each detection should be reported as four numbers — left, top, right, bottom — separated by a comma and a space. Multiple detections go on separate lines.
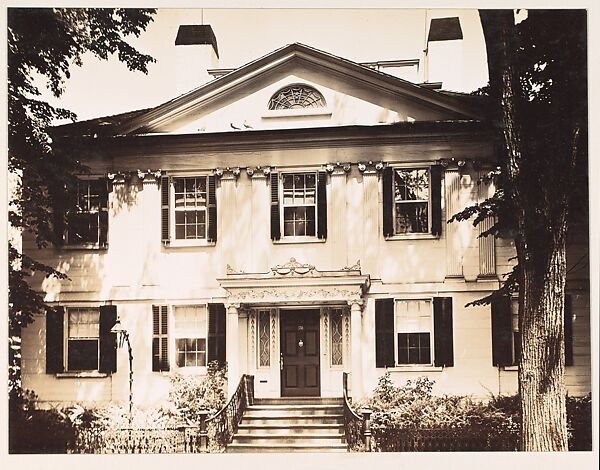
66, 179, 108, 246
270, 171, 327, 241
282, 173, 317, 237
174, 176, 207, 240
161, 175, 217, 245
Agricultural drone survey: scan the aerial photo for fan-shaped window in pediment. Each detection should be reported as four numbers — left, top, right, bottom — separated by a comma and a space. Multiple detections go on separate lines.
268, 84, 326, 110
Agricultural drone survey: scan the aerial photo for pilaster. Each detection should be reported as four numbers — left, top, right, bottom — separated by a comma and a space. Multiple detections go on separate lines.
225, 302, 240, 398
445, 167, 463, 278
348, 299, 364, 400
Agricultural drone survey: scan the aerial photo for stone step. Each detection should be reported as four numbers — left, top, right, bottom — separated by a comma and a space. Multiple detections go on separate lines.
241, 415, 343, 426
253, 397, 343, 406
244, 405, 343, 417
232, 434, 346, 445
227, 443, 347, 453
236, 423, 344, 435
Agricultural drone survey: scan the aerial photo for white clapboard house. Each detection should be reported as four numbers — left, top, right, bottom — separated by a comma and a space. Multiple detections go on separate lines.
21, 22, 590, 417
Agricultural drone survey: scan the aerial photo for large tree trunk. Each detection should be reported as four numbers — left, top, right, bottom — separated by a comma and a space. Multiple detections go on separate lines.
479, 10, 570, 451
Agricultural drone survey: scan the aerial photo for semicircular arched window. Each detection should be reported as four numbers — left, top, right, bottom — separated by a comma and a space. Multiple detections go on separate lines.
268, 84, 326, 110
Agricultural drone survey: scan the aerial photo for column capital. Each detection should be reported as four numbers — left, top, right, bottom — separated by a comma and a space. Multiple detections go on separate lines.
225, 302, 241, 311
358, 161, 384, 175
137, 169, 162, 185
324, 162, 351, 175
214, 167, 241, 180
246, 166, 271, 178
347, 299, 364, 309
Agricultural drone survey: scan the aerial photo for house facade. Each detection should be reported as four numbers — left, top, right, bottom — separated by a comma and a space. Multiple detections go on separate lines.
20, 30, 591, 408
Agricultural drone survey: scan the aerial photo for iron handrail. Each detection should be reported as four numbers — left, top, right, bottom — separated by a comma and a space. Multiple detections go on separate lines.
342, 372, 369, 451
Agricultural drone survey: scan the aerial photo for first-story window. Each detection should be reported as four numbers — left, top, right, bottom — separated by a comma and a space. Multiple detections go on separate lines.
66, 179, 108, 245
174, 305, 207, 367
67, 307, 100, 371
393, 168, 430, 234
395, 299, 433, 365
510, 298, 521, 365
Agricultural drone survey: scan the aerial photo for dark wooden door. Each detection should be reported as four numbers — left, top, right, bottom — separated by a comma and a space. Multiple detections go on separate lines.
280, 309, 320, 397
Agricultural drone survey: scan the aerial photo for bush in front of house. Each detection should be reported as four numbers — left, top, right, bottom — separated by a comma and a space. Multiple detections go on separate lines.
9, 389, 78, 453
363, 373, 592, 452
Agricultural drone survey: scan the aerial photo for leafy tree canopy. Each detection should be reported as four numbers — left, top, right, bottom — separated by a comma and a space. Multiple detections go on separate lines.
7, 8, 156, 392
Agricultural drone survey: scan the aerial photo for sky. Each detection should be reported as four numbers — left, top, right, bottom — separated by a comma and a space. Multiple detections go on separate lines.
40, 8, 489, 122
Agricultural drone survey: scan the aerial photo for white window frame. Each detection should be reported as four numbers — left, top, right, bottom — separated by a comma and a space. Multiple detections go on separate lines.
172, 304, 209, 371
391, 166, 432, 236
64, 306, 100, 372
279, 171, 319, 241
65, 178, 108, 247
394, 298, 435, 366
170, 175, 209, 242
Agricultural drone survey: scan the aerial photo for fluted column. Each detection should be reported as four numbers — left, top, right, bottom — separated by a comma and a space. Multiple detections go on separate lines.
360, 163, 382, 275
226, 303, 240, 398
349, 299, 364, 400
445, 167, 463, 277
478, 170, 496, 277
326, 163, 349, 267
248, 166, 271, 272
215, 167, 240, 268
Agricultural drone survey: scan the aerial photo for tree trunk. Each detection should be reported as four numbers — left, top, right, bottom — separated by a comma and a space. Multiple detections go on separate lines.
479, 10, 570, 451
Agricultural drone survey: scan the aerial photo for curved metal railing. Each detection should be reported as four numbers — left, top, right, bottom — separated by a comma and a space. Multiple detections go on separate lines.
205, 374, 254, 450
343, 372, 370, 451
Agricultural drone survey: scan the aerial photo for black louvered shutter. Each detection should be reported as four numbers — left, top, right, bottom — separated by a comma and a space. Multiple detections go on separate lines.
208, 303, 226, 366
430, 165, 442, 236
99, 305, 117, 373
152, 305, 169, 371
270, 172, 281, 241
161, 176, 170, 244
46, 307, 64, 373
98, 180, 109, 247
564, 294, 573, 366
375, 299, 395, 367
382, 167, 393, 237
207, 175, 217, 242
317, 171, 328, 239
491, 296, 513, 367
433, 297, 454, 367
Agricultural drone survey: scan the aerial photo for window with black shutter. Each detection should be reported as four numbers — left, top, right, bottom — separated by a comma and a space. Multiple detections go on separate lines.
491, 296, 514, 367
383, 165, 443, 237
99, 305, 117, 373
375, 299, 395, 367
433, 297, 454, 367
272, 171, 327, 241
65, 179, 109, 247
161, 175, 217, 244
46, 307, 65, 374
152, 305, 169, 371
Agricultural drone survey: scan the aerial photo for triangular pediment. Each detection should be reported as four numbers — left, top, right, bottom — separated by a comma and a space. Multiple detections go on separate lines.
112, 43, 482, 135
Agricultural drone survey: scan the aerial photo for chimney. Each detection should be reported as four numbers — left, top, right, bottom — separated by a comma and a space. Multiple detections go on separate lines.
174, 25, 220, 95
423, 16, 465, 91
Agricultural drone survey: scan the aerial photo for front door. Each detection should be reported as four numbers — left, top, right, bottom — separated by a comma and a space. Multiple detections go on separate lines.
280, 309, 320, 397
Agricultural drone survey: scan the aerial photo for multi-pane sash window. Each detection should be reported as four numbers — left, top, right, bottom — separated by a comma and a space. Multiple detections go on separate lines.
67, 180, 108, 245
394, 168, 430, 234
395, 299, 433, 365
510, 298, 521, 365
174, 177, 208, 240
258, 310, 271, 367
67, 308, 100, 371
282, 173, 316, 237
174, 305, 207, 367
330, 308, 344, 366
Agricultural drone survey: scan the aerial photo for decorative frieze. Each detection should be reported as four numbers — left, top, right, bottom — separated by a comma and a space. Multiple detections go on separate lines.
225, 286, 363, 304
271, 257, 315, 276
357, 161, 384, 174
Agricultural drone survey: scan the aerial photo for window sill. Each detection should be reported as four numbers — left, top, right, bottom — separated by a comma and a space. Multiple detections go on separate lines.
56, 371, 109, 378
164, 240, 216, 248
501, 365, 518, 371
385, 234, 439, 241
387, 365, 444, 372
61, 244, 108, 251
273, 237, 326, 245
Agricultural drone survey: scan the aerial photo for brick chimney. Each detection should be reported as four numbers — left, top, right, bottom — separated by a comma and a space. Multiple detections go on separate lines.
174, 25, 220, 95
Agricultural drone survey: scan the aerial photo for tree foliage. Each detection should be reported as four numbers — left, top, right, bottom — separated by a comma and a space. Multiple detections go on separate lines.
7, 7, 156, 394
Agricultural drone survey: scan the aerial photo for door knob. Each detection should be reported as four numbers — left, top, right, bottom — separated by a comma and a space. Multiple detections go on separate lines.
280, 353, 284, 370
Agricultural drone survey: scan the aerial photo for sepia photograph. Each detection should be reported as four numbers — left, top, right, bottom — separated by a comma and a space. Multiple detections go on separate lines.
5, 3, 594, 462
